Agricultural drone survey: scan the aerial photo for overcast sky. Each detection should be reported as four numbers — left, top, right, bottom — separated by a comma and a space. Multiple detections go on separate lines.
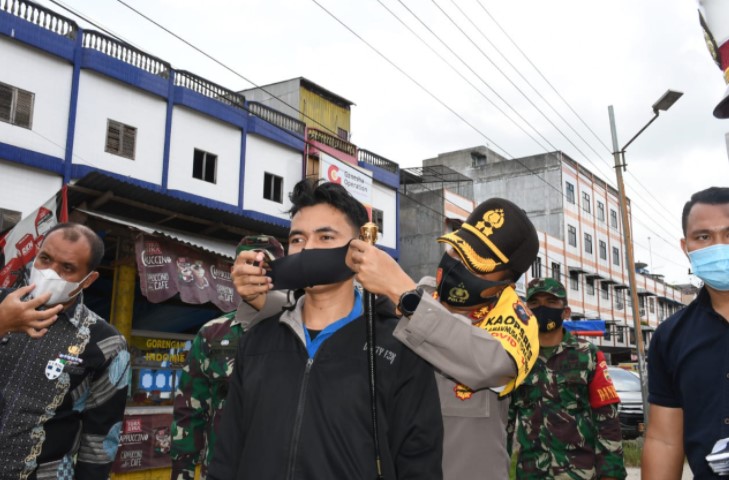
35, 0, 729, 286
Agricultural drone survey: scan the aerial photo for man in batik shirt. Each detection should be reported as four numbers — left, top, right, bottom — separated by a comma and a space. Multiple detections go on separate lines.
508, 278, 626, 480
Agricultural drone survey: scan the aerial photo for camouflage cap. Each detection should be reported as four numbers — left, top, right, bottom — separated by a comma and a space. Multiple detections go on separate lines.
236, 235, 285, 262
526, 277, 567, 301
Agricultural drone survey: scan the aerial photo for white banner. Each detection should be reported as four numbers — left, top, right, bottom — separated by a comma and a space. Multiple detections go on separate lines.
319, 152, 373, 208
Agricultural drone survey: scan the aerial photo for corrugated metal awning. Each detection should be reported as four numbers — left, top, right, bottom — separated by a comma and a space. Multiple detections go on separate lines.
78, 209, 236, 259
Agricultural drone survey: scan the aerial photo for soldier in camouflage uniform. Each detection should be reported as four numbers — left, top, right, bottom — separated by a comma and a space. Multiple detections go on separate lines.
170, 235, 284, 480
507, 278, 626, 480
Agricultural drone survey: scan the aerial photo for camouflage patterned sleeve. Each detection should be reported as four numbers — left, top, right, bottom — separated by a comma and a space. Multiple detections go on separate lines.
592, 395, 627, 479
171, 333, 211, 480
506, 400, 516, 456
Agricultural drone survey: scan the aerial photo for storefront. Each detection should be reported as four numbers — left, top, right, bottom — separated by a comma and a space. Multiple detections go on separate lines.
1, 174, 288, 479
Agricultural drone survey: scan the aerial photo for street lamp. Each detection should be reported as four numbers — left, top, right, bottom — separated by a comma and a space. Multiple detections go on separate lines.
607, 89, 682, 427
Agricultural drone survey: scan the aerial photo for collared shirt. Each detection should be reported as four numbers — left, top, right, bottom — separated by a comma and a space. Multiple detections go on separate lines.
648, 287, 729, 479
0, 289, 130, 479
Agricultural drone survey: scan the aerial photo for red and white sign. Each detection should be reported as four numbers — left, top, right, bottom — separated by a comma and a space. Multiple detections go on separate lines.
0, 188, 67, 288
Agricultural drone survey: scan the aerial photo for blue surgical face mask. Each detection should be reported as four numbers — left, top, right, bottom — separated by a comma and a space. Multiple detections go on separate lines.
688, 244, 729, 291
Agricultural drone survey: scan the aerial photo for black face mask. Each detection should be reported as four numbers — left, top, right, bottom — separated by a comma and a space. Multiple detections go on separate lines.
269, 244, 354, 291
436, 253, 510, 308
531, 306, 565, 332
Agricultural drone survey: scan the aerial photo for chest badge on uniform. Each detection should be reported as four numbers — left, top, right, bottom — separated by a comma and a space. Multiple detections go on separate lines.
45, 358, 65, 380
454, 383, 474, 401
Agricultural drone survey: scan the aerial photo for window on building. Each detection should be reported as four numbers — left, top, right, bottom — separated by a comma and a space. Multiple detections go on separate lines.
601, 282, 609, 300
639, 296, 646, 317
612, 246, 620, 266
615, 290, 624, 310
566, 182, 575, 204
337, 127, 348, 140
568, 225, 577, 247
649, 297, 655, 313
105, 120, 137, 160
263, 172, 283, 203
582, 192, 591, 214
532, 257, 542, 278
192, 149, 217, 183
584, 233, 593, 254
597, 201, 605, 222
471, 151, 487, 167
599, 240, 607, 260
586, 277, 595, 295
610, 209, 618, 229
569, 271, 579, 291
616, 325, 624, 343
0, 82, 34, 129
371, 208, 384, 235
551, 262, 561, 281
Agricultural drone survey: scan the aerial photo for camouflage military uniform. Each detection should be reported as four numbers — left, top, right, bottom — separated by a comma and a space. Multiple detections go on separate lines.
507, 330, 626, 480
171, 312, 242, 480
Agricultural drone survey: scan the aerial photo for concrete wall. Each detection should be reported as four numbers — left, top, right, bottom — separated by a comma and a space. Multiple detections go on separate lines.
0, 161, 62, 217
0, 38, 71, 159
242, 134, 302, 220
398, 188, 447, 281
167, 107, 241, 205
372, 182, 397, 249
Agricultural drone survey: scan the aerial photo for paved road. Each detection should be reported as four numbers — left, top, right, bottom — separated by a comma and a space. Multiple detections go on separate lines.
626, 466, 693, 479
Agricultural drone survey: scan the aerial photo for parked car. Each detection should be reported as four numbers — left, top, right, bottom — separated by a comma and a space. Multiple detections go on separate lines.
607, 367, 645, 439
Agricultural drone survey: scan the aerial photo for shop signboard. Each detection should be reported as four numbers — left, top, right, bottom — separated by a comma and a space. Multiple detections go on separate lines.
134, 234, 239, 312
112, 412, 173, 472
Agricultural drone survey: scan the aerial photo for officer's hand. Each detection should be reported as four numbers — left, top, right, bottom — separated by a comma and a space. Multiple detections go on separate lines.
0, 284, 62, 338
346, 239, 417, 306
231, 250, 272, 309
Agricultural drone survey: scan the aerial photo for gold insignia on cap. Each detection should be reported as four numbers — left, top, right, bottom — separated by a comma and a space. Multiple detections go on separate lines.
475, 209, 505, 236
68, 346, 80, 355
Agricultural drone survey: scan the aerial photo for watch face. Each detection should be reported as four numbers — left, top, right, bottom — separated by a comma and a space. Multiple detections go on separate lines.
400, 289, 423, 315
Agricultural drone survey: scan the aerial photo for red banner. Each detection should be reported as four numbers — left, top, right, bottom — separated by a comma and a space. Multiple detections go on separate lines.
0, 187, 67, 288
112, 413, 172, 472
134, 234, 240, 312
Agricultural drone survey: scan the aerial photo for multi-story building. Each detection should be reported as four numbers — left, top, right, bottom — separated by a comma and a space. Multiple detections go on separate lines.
400, 146, 688, 362
0, 1, 400, 477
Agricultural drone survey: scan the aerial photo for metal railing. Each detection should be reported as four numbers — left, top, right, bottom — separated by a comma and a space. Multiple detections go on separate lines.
82, 30, 169, 77
358, 149, 398, 173
1, 0, 76, 38
308, 128, 356, 157
174, 70, 245, 110
248, 101, 305, 136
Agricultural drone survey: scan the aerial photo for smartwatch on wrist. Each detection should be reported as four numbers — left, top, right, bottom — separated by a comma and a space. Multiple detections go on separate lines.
397, 288, 424, 317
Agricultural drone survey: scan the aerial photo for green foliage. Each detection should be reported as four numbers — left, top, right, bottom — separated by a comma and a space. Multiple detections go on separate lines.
623, 439, 643, 467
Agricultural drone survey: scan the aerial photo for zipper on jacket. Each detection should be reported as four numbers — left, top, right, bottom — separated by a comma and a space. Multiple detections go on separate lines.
286, 357, 314, 480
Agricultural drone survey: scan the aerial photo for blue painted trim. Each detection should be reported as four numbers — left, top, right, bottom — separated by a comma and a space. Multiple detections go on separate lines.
80, 49, 169, 98
161, 71, 175, 192
239, 125, 247, 209
63, 29, 83, 184
378, 244, 398, 260
0, 142, 64, 174
68, 165, 291, 228
247, 116, 305, 151
0, 10, 75, 61
173, 88, 247, 128
239, 209, 290, 228
358, 161, 399, 189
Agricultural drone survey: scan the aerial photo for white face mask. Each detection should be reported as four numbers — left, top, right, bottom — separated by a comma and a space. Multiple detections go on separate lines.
28, 265, 91, 306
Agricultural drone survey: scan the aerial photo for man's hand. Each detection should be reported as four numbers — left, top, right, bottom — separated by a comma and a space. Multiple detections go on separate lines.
0, 285, 62, 338
231, 250, 273, 310
346, 239, 417, 307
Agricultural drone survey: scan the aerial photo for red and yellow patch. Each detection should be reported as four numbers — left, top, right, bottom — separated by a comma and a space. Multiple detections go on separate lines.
589, 351, 621, 408
454, 383, 474, 401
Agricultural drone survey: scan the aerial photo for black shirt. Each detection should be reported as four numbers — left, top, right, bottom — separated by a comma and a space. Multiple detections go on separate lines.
648, 287, 729, 479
